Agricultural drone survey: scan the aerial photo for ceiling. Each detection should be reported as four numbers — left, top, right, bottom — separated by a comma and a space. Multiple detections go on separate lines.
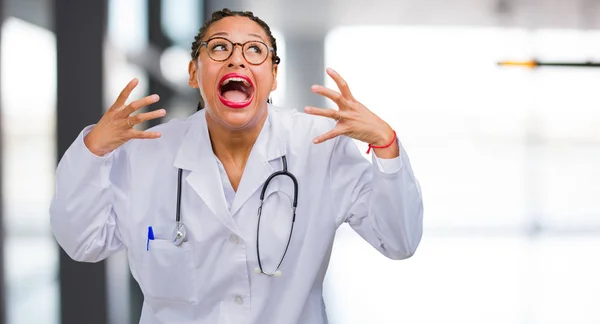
210, 0, 600, 36
7, 0, 600, 36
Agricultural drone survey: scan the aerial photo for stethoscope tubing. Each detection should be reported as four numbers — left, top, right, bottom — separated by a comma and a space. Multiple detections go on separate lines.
174, 155, 298, 276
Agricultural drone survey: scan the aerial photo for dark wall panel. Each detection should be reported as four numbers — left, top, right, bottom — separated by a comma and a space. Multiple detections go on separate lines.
54, 0, 108, 323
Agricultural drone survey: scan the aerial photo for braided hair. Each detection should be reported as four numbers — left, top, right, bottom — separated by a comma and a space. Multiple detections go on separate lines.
191, 8, 280, 111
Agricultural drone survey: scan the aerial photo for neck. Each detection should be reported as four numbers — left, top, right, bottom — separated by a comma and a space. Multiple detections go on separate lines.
205, 112, 268, 166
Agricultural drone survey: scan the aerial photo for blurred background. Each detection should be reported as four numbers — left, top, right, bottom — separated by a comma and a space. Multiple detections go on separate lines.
1, 0, 600, 323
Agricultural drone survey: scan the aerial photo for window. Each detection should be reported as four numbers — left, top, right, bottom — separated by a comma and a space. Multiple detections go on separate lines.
324, 26, 600, 324
1, 17, 59, 324
269, 29, 287, 107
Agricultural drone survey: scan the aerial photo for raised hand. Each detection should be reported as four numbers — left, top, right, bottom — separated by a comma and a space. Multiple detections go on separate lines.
84, 78, 166, 156
303, 68, 398, 157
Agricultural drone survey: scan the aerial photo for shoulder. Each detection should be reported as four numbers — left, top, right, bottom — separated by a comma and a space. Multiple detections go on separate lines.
269, 105, 336, 138
124, 110, 201, 157
268, 105, 342, 159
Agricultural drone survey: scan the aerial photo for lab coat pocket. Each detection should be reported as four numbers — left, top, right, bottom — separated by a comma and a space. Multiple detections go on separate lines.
140, 239, 197, 304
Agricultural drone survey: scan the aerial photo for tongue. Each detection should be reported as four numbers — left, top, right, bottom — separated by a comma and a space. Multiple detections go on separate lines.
222, 90, 248, 103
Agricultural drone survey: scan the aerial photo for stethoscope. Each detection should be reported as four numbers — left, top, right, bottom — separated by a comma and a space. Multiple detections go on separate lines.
172, 155, 298, 277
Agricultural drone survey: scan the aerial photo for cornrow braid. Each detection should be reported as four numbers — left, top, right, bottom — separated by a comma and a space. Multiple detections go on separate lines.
191, 8, 280, 110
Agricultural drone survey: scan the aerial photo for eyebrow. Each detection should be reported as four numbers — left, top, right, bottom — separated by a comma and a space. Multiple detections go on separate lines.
206, 32, 265, 42
248, 33, 265, 41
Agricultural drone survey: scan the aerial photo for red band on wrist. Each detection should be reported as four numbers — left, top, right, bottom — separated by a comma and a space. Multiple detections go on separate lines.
366, 130, 397, 154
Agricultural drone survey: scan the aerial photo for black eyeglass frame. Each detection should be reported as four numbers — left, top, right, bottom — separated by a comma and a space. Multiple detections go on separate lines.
194, 37, 280, 65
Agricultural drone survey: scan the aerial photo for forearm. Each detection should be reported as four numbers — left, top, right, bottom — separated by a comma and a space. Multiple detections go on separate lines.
366, 151, 423, 259
50, 126, 125, 262
332, 133, 423, 259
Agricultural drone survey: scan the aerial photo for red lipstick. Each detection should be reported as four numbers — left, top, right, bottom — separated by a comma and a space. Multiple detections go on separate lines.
217, 73, 255, 109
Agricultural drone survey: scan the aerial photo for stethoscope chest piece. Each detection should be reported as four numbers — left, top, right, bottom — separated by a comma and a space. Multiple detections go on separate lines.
172, 222, 187, 246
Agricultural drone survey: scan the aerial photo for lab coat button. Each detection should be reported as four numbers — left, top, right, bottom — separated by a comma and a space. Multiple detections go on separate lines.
234, 295, 244, 305
229, 234, 240, 244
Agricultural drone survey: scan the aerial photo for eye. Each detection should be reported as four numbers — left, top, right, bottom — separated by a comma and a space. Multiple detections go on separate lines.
211, 44, 227, 51
209, 41, 230, 52
246, 43, 263, 54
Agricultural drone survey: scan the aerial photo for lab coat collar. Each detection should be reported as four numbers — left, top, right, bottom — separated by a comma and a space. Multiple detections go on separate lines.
173, 106, 288, 231
229, 106, 288, 216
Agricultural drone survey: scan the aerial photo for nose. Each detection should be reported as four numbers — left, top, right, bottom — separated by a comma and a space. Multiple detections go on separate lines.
227, 44, 246, 69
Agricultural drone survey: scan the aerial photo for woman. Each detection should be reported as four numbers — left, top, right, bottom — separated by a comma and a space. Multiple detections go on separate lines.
50, 8, 423, 324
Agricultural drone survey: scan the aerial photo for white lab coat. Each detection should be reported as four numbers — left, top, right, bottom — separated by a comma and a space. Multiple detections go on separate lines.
50, 105, 423, 324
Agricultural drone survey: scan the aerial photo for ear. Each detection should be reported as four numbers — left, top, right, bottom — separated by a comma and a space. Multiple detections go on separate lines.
188, 60, 199, 88
270, 64, 278, 92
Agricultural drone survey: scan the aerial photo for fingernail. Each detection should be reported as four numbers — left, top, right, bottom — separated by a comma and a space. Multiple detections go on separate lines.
152, 94, 160, 100
313, 138, 319, 144
304, 106, 311, 112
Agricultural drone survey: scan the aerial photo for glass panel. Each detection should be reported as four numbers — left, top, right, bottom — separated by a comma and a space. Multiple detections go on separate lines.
1, 16, 59, 324
325, 26, 533, 229
161, 0, 201, 47
324, 25, 600, 324
107, 0, 148, 53
326, 229, 600, 324
269, 29, 286, 107
105, 0, 149, 111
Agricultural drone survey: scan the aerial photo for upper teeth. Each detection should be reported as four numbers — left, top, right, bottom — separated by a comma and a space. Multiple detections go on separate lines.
221, 77, 251, 87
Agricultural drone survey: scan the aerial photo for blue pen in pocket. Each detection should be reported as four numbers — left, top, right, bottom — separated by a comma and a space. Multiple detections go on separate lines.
147, 226, 155, 251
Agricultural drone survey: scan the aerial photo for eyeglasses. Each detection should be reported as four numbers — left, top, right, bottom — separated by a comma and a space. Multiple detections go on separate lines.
196, 37, 275, 65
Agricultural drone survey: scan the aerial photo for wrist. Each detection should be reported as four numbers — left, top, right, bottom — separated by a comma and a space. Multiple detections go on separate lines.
370, 124, 395, 146
84, 133, 109, 157
366, 125, 398, 157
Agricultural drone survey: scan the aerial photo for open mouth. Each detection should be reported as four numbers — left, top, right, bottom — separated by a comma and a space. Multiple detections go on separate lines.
217, 73, 255, 109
